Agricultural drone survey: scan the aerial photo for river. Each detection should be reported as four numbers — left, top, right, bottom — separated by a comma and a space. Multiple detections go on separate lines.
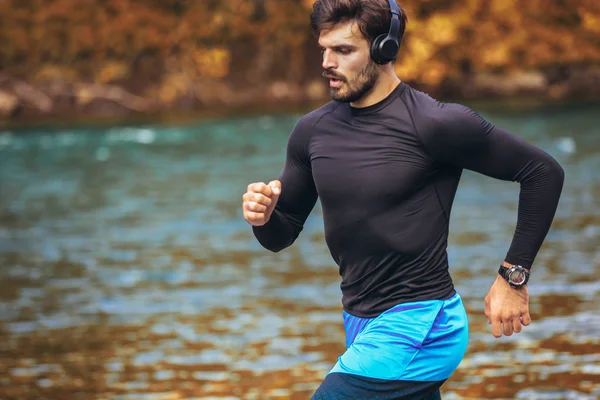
0, 101, 599, 399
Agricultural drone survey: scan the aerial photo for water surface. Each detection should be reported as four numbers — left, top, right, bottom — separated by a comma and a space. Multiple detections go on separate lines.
0, 103, 599, 399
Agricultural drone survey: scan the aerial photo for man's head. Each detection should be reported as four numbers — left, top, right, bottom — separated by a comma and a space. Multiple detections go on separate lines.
310, 0, 407, 103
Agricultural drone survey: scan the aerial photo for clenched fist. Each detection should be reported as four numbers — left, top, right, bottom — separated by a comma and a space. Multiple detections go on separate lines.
242, 180, 281, 226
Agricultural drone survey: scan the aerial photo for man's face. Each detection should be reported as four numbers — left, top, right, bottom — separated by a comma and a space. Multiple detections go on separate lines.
319, 21, 379, 103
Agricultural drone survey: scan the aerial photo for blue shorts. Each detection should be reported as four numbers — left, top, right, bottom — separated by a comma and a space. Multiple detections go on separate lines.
312, 293, 469, 399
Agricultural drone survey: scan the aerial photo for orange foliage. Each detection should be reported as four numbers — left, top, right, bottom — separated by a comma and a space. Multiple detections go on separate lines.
395, 0, 600, 85
0, 0, 598, 90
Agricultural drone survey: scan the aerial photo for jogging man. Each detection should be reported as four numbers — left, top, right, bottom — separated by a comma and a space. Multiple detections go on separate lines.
241, 0, 564, 398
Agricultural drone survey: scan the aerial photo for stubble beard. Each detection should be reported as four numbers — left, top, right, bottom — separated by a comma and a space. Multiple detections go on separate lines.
329, 60, 379, 103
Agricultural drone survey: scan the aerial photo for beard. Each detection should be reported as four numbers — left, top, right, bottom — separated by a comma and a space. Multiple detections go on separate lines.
324, 60, 379, 103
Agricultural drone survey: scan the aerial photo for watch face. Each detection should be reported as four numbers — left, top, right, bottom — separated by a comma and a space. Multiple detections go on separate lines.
509, 268, 527, 285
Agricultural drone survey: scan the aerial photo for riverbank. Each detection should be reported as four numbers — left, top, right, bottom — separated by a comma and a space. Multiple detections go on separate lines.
1, 63, 599, 128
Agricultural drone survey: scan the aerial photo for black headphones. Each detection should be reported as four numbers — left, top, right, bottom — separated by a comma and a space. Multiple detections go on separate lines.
370, 0, 401, 65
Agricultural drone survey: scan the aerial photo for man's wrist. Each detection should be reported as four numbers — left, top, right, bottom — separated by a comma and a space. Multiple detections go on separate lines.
498, 262, 530, 288
501, 260, 530, 270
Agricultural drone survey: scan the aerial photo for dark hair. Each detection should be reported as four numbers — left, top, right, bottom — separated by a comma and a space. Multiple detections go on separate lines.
310, 0, 408, 46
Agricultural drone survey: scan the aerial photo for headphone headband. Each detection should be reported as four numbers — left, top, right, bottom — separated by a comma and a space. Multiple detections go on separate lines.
370, 0, 401, 64
387, 0, 400, 42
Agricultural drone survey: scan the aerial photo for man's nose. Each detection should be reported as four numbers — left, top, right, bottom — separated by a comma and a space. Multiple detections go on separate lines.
322, 49, 337, 70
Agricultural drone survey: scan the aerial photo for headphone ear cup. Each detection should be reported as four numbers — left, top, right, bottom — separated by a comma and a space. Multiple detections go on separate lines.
381, 37, 399, 63
370, 34, 387, 64
371, 34, 399, 65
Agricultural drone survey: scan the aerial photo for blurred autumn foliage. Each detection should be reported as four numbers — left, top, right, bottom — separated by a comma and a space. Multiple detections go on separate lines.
0, 0, 599, 118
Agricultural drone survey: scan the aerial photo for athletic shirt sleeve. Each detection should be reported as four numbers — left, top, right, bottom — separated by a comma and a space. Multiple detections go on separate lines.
252, 114, 319, 252
417, 103, 565, 269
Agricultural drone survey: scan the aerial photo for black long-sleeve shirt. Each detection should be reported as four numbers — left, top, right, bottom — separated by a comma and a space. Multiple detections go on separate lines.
253, 82, 564, 318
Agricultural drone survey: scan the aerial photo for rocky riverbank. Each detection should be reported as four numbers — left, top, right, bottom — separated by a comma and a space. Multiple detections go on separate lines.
1, 63, 599, 125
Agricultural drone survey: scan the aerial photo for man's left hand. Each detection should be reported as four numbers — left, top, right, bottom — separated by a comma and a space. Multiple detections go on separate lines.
484, 275, 531, 338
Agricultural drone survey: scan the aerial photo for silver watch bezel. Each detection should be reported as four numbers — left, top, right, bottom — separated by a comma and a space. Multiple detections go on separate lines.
506, 265, 530, 287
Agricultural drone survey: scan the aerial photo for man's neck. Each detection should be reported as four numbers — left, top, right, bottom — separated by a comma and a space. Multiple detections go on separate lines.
350, 73, 401, 109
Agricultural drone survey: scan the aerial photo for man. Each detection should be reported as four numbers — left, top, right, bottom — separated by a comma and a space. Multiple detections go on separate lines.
241, 0, 564, 398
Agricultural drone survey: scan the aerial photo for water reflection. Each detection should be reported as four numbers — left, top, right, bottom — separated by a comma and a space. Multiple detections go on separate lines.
0, 105, 599, 399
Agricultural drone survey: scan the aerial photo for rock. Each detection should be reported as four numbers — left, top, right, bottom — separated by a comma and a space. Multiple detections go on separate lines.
269, 81, 303, 101
0, 90, 19, 117
548, 83, 569, 99
507, 71, 548, 93
563, 65, 600, 97
270, 81, 293, 100
305, 79, 327, 101
75, 83, 151, 113
471, 71, 548, 97
12, 81, 53, 112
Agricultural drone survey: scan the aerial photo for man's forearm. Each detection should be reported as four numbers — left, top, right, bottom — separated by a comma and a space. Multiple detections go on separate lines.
504, 155, 565, 269
252, 210, 298, 252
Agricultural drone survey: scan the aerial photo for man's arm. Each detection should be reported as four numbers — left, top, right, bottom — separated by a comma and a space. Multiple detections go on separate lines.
421, 104, 564, 268
419, 103, 564, 337
250, 118, 319, 252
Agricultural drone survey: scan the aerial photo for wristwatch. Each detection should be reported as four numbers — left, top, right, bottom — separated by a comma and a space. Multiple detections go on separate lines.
498, 264, 530, 288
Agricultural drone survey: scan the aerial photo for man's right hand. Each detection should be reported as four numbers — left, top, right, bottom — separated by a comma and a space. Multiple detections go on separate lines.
242, 180, 281, 226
